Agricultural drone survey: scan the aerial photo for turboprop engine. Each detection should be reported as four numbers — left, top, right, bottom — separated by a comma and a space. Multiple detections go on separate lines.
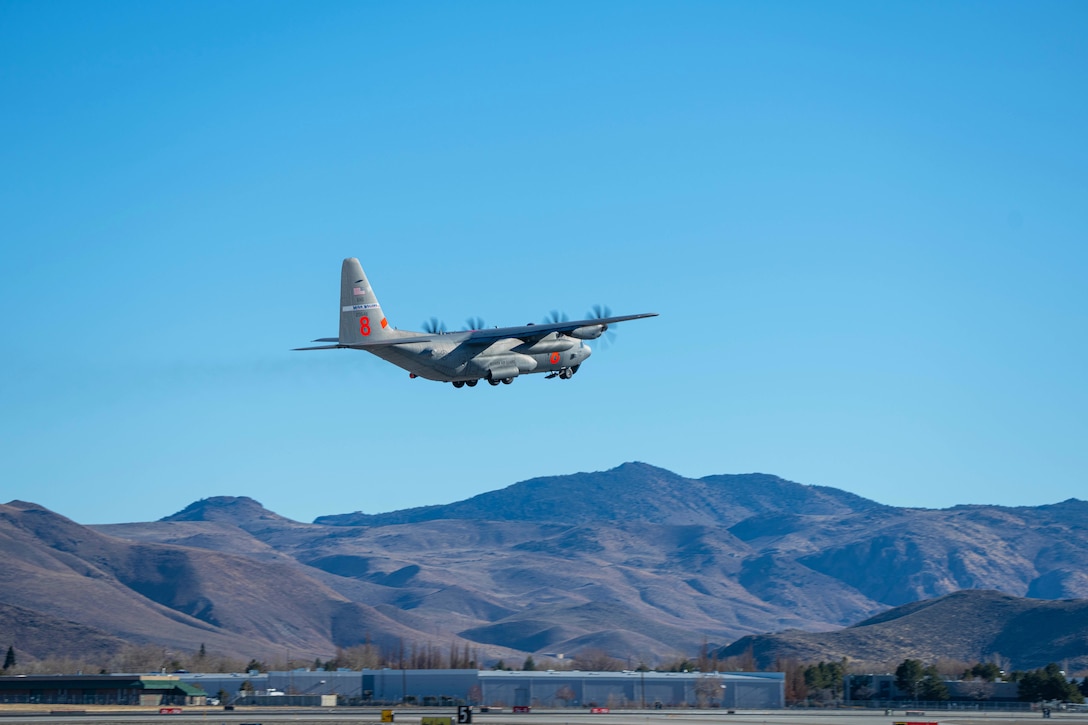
569, 324, 606, 340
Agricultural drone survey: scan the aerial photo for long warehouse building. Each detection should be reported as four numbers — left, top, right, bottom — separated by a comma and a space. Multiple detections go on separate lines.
180, 668, 785, 709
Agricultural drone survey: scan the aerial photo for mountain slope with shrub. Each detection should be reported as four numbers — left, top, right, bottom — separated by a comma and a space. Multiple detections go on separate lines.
715, 589, 1088, 671
4, 463, 1087, 667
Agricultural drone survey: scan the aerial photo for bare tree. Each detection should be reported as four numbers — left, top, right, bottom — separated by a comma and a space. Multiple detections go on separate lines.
573, 649, 624, 671
554, 685, 577, 707
694, 675, 724, 708
776, 657, 807, 705
965, 680, 996, 701
719, 646, 756, 672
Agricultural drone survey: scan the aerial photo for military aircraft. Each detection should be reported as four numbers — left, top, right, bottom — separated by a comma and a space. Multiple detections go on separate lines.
294, 258, 657, 387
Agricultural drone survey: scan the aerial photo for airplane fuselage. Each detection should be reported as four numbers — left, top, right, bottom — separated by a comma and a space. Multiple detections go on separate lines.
371, 332, 592, 382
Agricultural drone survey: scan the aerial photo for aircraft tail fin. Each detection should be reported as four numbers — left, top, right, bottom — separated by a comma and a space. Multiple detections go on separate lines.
339, 258, 393, 344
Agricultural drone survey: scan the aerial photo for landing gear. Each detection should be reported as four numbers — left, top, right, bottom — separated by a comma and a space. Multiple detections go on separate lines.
488, 378, 500, 386
559, 368, 573, 380
466, 379, 477, 387
502, 377, 513, 384
453, 381, 465, 388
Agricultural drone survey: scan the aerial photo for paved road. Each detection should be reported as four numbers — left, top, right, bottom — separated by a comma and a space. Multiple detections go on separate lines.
1, 709, 1084, 725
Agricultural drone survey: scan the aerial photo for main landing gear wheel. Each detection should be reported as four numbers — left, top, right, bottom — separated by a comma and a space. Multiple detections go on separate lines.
453, 381, 465, 388
466, 380, 478, 387
488, 378, 500, 386
502, 377, 514, 384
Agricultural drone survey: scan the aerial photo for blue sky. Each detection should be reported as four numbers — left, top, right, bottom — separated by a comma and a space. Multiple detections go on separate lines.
2, 2, 1085, 525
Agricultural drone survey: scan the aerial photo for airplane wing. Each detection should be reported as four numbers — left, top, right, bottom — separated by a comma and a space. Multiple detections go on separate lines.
293, 312, 657, 350
457, 312, 658, 345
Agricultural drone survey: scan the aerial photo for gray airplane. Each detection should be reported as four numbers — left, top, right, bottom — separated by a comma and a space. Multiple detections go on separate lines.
294, 258, 657, 387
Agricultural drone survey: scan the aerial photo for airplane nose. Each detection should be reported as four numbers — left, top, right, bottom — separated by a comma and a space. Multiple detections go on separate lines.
582, 343, 592, 358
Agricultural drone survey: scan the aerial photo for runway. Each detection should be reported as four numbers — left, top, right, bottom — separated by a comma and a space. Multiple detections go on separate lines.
0, 707, 1083, 725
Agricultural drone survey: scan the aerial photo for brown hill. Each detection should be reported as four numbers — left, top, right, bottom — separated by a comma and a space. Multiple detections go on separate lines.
0, 500, 416, 661
315, 463, 882, 527
715, 589, 1088, 671
0, 601, 126, 660
4, 463, 1088, 667
165, 495, 296, 530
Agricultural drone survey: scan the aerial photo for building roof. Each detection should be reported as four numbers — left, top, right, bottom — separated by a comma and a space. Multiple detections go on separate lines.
0, 675, 206, 695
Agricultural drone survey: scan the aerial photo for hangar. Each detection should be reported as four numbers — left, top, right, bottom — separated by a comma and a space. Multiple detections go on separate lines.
478, 670, 784, 709
0, 675, 206, 706
180, 668, 784, 708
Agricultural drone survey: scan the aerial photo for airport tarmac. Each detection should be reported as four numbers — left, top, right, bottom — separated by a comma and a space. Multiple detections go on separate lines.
1, 708, 1085, 725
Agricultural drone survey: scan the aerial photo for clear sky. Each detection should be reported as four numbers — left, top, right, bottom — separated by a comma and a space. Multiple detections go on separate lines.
2, 2, 1085, 525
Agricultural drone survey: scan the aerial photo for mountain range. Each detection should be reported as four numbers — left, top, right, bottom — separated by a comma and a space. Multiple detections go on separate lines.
717, 589, 1088, 671
3, 462, 1087, 669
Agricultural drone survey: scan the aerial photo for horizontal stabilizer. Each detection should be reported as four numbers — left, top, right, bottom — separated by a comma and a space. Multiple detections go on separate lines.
293, 335, 444, 351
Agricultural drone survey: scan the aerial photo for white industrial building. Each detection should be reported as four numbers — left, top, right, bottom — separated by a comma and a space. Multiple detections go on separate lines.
179, 668, 785, 709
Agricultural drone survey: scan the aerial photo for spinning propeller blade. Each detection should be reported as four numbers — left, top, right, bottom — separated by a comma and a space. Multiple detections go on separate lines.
423, 317, 448, 334
587, 304, 617, 348
545, 310, 570, 324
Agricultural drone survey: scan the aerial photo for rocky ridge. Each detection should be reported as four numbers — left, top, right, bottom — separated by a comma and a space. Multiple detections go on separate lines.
2, 463, 1086, 667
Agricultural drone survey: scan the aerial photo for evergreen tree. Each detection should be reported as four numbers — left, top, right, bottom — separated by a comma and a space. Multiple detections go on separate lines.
919, 666, 950, 701
1019, 671, 1043, 702
522, 655, 536, 671
895, 659, 925, 700
969, 662, 1002, 681
803, 660, 846, 702
1018, 663, 1083, 703
3, 646, 14, 670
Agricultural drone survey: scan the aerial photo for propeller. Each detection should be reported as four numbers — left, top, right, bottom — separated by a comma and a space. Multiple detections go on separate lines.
422, 317, 448, 334
463, 316, 487, 331
587, 304, 617, 348
589, 304, 612, 320
544, 310, 570, 324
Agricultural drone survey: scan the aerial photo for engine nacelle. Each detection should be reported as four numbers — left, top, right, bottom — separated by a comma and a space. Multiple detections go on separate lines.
486, 363, 521, 381
569, 324, 606, 340
517, 334, 578, 354
479, 352, 536, 381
